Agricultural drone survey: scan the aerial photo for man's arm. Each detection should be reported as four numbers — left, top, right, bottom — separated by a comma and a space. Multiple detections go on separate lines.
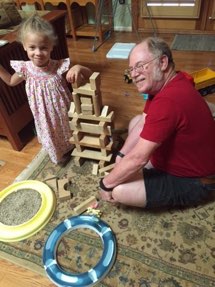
102, 137, 160, 189
119, 114, 146, 156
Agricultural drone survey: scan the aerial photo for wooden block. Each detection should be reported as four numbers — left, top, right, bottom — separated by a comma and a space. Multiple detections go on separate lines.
74, 156, 85, 166
101, 105, 109, 117
82, 110, 94, 115
75, 144, 84, 152
90, 72, 101, 90
73, 196, 97, 215
73, 130, 84, 142
72, 92, 81, 113
101, 148, 108, 156
71, 111, 114, 123
92, 94, 102, 116
81, 104, 93, 111
99, 134, 109, 148
92, 164, 99, 175
79, 135, 99, 147
76, 122, 111, 135
68, 102, 75, 116
70, 135, 113, 151
58, 178, 72, 202
99, 163, 115, 174
73, 84, 96, 96
44, 175, 58, 181
70, 118, 79, 130
99, 160, 106, 168
80, 96, 92, 104
72, 148, 112, 162
43, 175, 58, 190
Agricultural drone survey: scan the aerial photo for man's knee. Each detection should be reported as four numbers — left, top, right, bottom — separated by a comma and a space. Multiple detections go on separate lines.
112, 183, 147, 207
112, 184, 124, 201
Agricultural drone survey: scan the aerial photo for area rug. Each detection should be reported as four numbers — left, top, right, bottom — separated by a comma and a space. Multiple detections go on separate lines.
0, 155, 215, 287
171, 34, 215, 51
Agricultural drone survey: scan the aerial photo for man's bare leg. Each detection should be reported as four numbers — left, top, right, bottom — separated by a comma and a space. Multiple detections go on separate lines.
112, 170, 147, 207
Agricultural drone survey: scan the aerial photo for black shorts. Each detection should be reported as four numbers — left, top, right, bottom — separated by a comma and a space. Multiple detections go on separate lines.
143, 168, 213, 209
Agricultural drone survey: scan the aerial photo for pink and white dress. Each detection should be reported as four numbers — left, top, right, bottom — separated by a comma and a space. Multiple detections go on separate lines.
11, 58, 72, 164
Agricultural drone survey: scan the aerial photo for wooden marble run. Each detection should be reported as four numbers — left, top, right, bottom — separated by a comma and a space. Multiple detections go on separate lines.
68, 72, 115, 169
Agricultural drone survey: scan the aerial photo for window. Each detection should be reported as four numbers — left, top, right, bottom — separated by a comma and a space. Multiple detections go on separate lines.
141, 0, 201, 18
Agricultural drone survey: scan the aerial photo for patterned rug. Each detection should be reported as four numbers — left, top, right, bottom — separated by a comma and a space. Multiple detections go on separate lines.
0, 155, 215, 287
171, 34, 215, 52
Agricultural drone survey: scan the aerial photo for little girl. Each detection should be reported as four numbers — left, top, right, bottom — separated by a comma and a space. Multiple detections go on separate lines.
0, 14, 92, 164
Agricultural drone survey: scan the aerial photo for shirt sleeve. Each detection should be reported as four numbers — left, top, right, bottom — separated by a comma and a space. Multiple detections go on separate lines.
141, 97, 180, 143
57, 58, 70, 75
10, 60, 26, 76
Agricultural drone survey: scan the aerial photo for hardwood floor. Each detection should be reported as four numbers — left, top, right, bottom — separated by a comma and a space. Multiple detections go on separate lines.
0, 31, 215, 286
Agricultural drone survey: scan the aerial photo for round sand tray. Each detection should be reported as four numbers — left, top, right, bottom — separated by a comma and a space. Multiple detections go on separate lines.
0, 180, 56, 242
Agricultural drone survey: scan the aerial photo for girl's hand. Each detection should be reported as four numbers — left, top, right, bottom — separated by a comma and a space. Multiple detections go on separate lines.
66, 64, 92, 86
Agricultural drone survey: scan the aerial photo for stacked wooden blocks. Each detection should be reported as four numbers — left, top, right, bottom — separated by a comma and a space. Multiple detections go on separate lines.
68, 72, 115, 170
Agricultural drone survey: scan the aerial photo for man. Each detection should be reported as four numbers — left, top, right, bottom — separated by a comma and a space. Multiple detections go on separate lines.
99, 37, 215, 209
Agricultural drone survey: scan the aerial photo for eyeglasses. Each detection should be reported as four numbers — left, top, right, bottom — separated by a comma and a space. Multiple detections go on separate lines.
127, 56, 160, 76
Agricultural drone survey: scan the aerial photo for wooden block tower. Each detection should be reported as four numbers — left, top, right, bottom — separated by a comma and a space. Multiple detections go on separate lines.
68, 72, 115, 169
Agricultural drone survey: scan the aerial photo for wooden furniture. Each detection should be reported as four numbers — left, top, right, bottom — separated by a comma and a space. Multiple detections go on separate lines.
16, 0, 45, 10
0, 10, 69, 151
42, 1, 75, 39
16, 0, 113, 40
132, 0, 215, 34
69, 0, 113, 41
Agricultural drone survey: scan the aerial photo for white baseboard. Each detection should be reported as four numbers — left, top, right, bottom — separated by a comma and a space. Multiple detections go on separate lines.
114, 26, 132, 32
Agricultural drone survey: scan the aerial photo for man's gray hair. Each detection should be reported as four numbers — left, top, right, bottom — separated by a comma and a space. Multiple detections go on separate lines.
144, 37, 175, 67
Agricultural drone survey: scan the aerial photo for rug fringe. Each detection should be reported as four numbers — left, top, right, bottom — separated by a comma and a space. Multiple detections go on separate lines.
13, 148, 48, 183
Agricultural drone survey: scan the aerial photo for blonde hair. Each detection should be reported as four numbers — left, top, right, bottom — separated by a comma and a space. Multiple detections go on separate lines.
17, 13, 57, 45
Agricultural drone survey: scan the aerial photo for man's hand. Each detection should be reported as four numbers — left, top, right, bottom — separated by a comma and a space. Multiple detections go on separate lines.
99, 189, 117, 203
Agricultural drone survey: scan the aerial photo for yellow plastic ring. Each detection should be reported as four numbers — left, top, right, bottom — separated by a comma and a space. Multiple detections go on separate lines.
0, 180, 56, 242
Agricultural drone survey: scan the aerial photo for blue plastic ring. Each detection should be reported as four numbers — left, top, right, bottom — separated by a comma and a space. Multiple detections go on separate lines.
43, 215, 116, 287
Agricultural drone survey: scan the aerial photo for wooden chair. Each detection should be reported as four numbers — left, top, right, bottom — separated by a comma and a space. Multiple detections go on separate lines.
42, 0, 75, 38
17, 0, 45, 10
68, 0, 112, 41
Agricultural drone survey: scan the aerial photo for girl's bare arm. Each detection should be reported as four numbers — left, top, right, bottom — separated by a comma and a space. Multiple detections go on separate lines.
0, 65, 24, 86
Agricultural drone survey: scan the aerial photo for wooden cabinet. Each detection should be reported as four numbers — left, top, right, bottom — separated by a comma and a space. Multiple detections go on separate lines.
0, 11, 69, 150
132, 0, 215, 34
201, 0, 215, 31
17, 0, 113, 40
